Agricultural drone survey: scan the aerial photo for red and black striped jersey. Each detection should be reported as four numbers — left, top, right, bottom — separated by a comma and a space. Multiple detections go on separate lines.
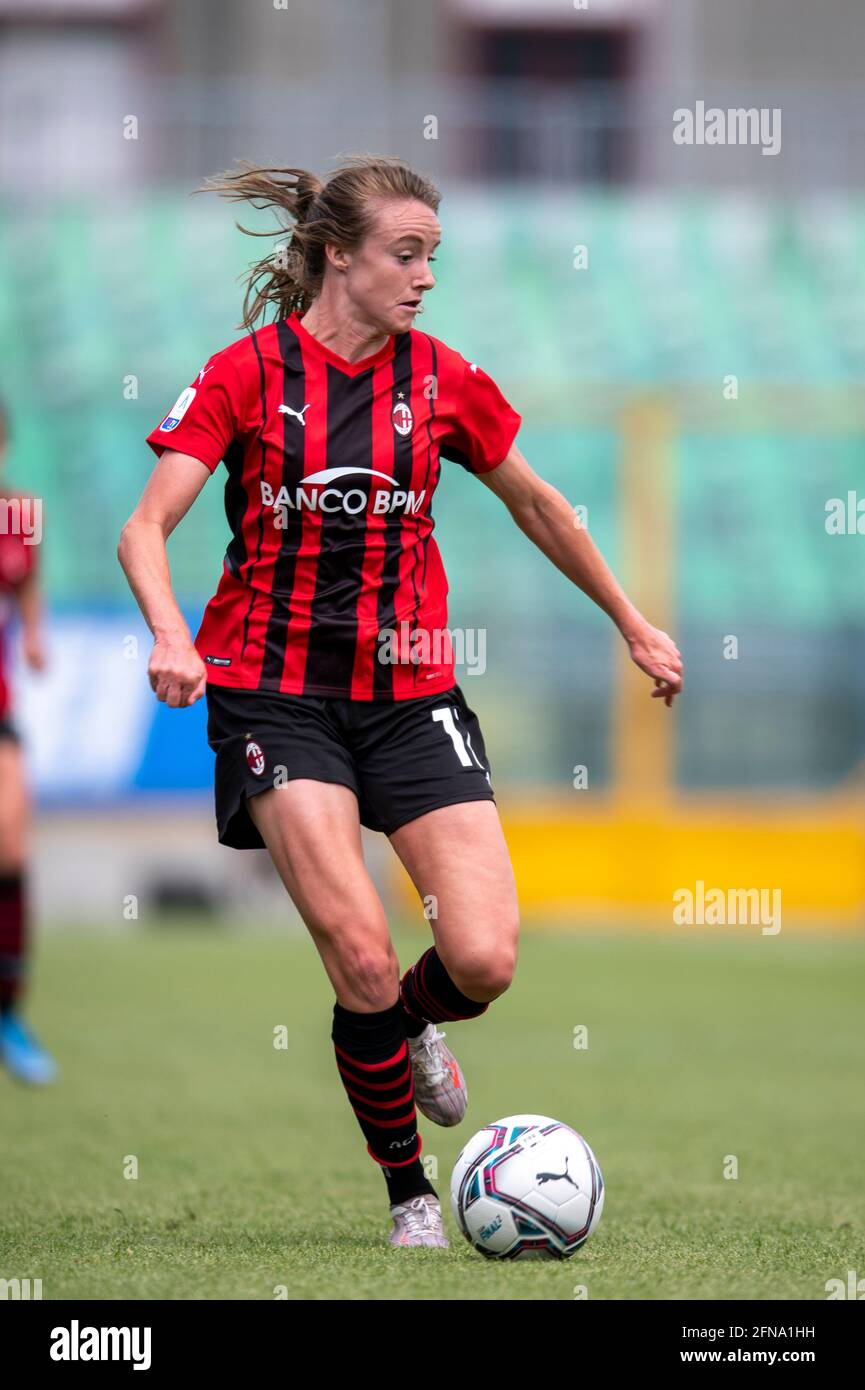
0, 506, 38, 719
146, 310, 521, 700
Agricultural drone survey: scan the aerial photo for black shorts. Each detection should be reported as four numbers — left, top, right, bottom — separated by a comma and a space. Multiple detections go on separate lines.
0, 717, 19, 743
205, 681, 496, 849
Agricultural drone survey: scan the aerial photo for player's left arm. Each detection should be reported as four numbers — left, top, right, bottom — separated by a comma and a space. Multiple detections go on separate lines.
15, 551, 47, 673
477, 440, 683, 706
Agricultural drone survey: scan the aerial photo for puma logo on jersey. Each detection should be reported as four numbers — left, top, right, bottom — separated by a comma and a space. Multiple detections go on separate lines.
197, 363, 215, 384
278, 403, 311, 426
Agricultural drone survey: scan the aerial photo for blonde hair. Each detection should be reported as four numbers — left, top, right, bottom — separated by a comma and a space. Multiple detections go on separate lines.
200, 154, 441, 330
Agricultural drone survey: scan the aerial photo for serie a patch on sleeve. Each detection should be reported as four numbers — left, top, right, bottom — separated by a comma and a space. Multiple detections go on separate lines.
159, 385, 197, 431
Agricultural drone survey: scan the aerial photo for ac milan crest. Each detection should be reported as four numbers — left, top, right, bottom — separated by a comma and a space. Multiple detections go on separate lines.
245, 740, 265, 776
392, 401, 413, 437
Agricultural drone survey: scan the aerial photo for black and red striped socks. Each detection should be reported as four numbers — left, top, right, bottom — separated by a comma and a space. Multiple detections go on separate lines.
331, 999, 436, 1207
331, 953, 491, 1206
399, 945, 490, 1036
0, 871, 26, 1018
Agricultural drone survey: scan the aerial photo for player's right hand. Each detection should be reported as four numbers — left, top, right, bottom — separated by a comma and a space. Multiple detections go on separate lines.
148, 636, 207, 708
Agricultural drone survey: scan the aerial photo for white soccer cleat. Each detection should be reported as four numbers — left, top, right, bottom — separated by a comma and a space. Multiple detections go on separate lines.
388, 1194, 449, 1248
408, 1023, 468, 1127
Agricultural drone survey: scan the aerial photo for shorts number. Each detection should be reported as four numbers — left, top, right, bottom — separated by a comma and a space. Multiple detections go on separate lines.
432, 705, 485, 771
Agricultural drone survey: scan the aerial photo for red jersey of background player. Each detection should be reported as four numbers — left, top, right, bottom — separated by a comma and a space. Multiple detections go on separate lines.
146, 311, 521, 701
0, 520, 37, 720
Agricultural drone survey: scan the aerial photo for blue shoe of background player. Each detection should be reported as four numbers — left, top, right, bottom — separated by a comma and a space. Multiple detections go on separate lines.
0, 1012, 58, 1085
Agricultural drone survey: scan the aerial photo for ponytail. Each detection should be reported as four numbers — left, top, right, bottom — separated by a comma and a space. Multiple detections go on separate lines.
200, 155, 440, 331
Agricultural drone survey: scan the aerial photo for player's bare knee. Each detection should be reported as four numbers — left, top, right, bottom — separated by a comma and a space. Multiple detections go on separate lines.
334, 939, 398, 1011
0, 826, 26, 875
452, 949, 517, 1002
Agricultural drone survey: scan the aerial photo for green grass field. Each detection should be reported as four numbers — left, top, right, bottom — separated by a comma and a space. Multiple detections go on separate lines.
2, 922, 863, 1300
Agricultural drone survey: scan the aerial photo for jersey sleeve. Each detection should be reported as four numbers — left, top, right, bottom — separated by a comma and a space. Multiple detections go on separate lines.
0, 516, 39, 590
439, 358, 522, 475
145, 350, 247, 474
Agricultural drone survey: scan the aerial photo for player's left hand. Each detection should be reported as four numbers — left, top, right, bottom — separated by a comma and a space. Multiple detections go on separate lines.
23, 630, 47, 672
625, 621, 683, 707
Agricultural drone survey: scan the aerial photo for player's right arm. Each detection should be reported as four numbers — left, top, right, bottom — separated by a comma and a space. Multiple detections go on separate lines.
117, 451, 211, 708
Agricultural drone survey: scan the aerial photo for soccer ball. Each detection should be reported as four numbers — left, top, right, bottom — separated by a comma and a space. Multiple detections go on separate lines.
450, 1113, 605, 1260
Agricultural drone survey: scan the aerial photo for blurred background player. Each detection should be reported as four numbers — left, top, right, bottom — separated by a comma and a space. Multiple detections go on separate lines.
0, 401, 56, 1085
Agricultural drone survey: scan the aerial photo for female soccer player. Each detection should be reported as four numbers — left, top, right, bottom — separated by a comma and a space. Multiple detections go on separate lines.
0, 402, 56, 1085
118, 157, 682, 1247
